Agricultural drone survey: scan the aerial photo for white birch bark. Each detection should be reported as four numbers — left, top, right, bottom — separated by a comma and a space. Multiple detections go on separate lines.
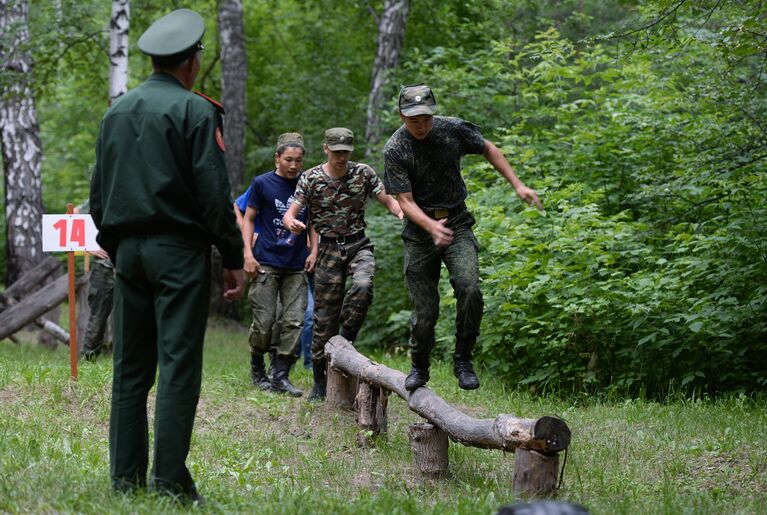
108, 0, 130, 103
0, 0, 45, 286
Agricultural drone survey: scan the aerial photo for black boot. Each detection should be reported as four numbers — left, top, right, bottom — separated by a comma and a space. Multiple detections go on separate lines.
308, 359, 327, 401
405, 351, 430, 392
250, 354, 272, 391
267, 347, 277, 380
271, 356, 303, 397
453, 354, 480, 390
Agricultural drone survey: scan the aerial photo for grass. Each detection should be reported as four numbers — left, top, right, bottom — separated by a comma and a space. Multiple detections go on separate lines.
1, 320, 766, 514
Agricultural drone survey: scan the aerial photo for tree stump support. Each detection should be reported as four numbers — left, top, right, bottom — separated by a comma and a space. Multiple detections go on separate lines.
355, 381, 389, 446
408, 422, 449, 478
326, 365, 357, 411
325, 336, 571, 496
512, 448, 560, 498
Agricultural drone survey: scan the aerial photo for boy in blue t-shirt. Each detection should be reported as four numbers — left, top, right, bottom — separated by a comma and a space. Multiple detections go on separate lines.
240, 133, 310, 396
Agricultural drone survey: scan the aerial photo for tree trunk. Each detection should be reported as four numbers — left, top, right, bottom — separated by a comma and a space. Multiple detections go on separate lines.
355, 381, 389, 446
512, 448, 560, 497
325, 336, 571, 454
218, 0, 246, 193
327, 365, 358, 411
108, 0, 130, 104
408, 423, 449, 478
364, 0, 410, 159
0, 0, 45, 287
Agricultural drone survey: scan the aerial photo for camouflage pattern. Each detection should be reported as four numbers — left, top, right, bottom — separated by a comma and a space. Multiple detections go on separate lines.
398, 83, 437, 116
248, 265, 307, 359
401, 210, 483, 360
383, 116, 485, 211
82, 258, 115, 358
311, 238, 375, 360
293, 162, 383, 237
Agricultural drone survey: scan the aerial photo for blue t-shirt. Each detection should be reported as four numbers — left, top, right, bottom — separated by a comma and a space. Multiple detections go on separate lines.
236, 183, 260, 234
247, 170, 308, 270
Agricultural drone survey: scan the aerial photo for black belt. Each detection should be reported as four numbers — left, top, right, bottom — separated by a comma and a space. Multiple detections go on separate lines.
424, 202, 466, 220
320, 231, 366, 246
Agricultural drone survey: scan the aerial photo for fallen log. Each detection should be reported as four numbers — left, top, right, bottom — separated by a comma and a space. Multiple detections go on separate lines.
0, 256, 62, 307
0, 272, 88, 344
325, 336, 571, 454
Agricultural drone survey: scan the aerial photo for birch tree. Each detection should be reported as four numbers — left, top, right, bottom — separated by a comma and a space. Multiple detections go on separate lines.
0, 0, 45, 286
364, 0, 409, 158
218, 0, 246, 193
108, 0, 129, 103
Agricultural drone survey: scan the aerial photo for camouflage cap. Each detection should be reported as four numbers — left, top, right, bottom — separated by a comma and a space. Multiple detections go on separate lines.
398, 83, 437, 116
276, 132, 305, 151
325, 127, 354, 152
138, 9, 205, 58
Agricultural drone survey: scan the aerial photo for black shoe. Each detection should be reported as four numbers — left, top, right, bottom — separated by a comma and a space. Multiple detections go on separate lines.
271, 356, 303, 397
307, 382, 326, 401
250, 354, 272, 391
405, 366, 430, 392
307, 359, 327, 401
82, 351, 99, 362
454, 360, 480, 390
272, 377, 302, 397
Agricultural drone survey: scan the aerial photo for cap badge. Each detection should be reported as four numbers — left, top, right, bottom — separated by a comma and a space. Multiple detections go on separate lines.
415, 95, 422, 102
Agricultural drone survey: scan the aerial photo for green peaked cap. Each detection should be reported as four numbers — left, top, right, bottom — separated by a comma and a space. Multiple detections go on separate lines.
138, 9, 205, 57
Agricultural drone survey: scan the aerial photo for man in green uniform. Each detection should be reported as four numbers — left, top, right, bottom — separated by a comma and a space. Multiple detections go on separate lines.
89, 9, 246, 502
383, 83, 541, 392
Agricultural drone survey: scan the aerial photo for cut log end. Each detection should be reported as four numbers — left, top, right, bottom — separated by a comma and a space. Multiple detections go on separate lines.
532, 416, 571, 453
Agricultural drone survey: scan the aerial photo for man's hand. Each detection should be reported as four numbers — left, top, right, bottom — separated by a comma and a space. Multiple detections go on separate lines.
429, 218, 454, 248
516, 185, 542, 210
88, 248, 110, 260
285, 218, 306, 235
244, 254, 264, 277
304, 253, 317, 273
223, 269, 247, 300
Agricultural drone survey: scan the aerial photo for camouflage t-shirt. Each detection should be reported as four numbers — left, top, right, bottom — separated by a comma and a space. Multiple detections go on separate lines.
293, 162, 384, 237
383, 116, 485, 210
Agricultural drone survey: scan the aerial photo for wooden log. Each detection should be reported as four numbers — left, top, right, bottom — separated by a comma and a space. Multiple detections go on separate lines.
408, 423, 449, 478
355, 382, 389, 446
0, 256, 62, 306
0, 282, 72, 345
325, 336, 571, 454
326, 365, 357, 411
0, 273, 88, 343
512, 448, 560, 497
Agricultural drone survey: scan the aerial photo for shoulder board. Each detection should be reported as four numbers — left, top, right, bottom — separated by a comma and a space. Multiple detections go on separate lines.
194, 91, 226, 115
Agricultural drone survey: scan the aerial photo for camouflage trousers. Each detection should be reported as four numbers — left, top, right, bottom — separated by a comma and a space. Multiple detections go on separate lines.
401, 210, 483, 365
82, 258, 115, 357
248, 265, 307, 360
312, 238, 375, 361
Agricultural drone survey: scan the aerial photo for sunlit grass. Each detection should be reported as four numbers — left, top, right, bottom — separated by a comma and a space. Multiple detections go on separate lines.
0, 321, 765, 514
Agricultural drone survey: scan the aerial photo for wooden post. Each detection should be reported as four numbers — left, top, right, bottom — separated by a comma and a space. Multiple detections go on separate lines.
408, 422, 449, 478
355, 382, 389, 446
326, 366, 357, 410
66, 203, 78, 381
512, 448, 560, 497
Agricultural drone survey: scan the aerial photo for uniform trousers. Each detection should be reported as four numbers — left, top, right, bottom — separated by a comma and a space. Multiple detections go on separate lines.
401, 210, 483, 363
248, 265, 307, 359
110, 234, 210, 497
311, 238, 375, 360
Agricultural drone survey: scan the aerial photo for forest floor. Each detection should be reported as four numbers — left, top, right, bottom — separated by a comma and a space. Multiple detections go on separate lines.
1, 319, 765, 514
